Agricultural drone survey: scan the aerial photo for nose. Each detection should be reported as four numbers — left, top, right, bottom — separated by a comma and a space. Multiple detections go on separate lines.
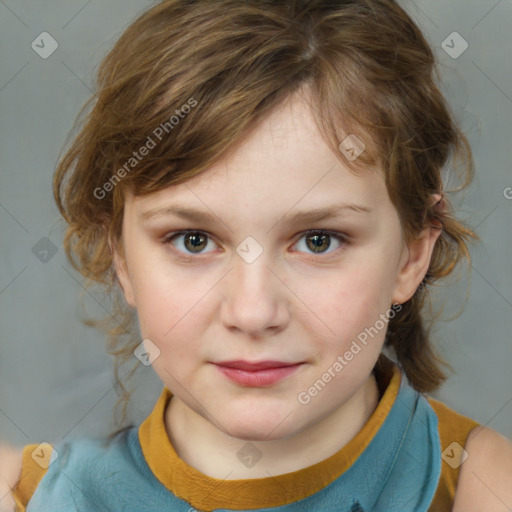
220, 252, 289, 338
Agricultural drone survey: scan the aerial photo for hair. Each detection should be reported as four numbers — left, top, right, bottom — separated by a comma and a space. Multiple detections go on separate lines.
53, 0, 478, 426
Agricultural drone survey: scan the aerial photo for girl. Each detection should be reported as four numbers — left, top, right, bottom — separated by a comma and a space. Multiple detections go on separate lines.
2, 0, 512, 510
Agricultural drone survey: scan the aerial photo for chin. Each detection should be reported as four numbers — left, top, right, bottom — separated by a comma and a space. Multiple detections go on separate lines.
219, 409, 301, 442
222, 423, 287, 442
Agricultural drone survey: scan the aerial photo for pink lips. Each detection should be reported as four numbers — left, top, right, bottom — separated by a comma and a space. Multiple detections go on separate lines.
214, 360, 303, 387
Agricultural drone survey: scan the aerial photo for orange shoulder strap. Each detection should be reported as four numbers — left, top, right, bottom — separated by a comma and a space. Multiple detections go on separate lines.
11, 444, 50, 512
428, 398, 480, 511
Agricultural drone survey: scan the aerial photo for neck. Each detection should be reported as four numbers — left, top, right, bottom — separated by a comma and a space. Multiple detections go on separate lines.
165, 373, 379, 479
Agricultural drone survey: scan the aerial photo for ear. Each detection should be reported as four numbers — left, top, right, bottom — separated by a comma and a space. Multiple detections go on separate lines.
391, 195, 443, 305
109, 235, 136, 308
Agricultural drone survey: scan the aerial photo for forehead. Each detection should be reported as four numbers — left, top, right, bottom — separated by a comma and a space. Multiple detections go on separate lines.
126, 92, 388, 221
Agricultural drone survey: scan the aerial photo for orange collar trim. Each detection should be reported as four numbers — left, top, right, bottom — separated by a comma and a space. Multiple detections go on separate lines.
138, 366, 401, 511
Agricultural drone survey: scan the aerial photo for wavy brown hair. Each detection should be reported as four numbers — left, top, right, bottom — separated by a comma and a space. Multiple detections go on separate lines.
53, 0, 478, 426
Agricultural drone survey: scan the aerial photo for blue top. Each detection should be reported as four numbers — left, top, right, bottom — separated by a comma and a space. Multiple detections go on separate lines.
25, 369, 441, 512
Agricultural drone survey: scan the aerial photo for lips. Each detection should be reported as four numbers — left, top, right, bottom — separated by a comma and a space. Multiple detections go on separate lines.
216, 360, 300, 371
213, 360, 303, 387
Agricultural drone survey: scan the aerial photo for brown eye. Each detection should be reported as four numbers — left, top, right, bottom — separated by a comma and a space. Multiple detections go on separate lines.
293, 230, 347, 255
183, 232, 208, 253
305, 233, 331, 253
164, 231, 217, 255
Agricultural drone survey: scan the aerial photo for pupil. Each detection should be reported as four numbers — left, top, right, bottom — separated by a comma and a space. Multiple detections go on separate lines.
308, 233, 330, 253
186, 233, 206, 252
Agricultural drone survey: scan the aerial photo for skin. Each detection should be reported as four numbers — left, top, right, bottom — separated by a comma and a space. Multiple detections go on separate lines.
0, 444, 19, 512
453, 427, 512, 511
113, 90, 441, 478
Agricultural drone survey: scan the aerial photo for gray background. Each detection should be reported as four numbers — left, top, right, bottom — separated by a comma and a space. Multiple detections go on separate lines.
1, 0, 511, 451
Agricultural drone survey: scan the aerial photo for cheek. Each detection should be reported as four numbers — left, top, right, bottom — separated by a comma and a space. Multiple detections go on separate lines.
128, 253, 193, 337
130, 261, 216, 360
310, 265, 394, 351
134, 274, 206, 380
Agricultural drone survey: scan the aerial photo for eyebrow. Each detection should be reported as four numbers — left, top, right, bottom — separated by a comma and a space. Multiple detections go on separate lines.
140, 202, 373, 226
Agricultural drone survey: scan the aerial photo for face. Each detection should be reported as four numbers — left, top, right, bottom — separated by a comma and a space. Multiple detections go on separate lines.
114, 91, 439, 441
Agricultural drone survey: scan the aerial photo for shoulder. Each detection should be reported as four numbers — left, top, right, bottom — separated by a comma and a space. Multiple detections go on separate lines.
6, 429, 137, 510
0, 443, 23, 511
453, 426, 512, 511
0, 443, 23, 489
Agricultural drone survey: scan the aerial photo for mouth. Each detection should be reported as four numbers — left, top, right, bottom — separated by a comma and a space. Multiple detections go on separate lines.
213, 360, 304, 387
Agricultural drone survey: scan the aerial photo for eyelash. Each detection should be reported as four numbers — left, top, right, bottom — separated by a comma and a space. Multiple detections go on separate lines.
161, 229, 349, 258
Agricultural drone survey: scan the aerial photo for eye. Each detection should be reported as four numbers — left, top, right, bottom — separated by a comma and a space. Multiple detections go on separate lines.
163, 230, 218, 255
162, 229, 349, 257
292, 230, 348, 255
